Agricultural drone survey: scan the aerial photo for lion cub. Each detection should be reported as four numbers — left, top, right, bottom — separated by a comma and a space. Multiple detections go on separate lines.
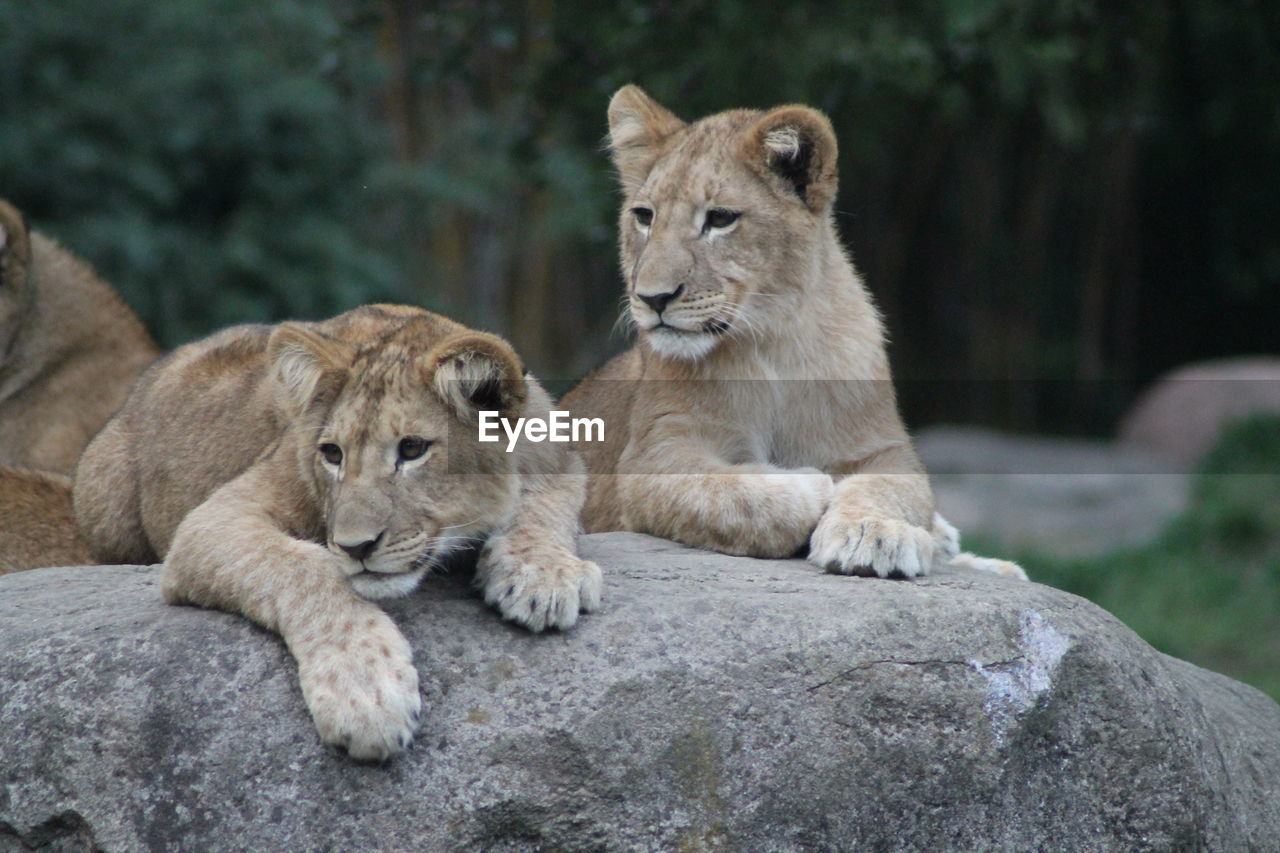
0, 467, 91, 573
564, 86, 1024, 581
0, 198, 158, 474
0, 199, 157, 573
75, 304, 602, 759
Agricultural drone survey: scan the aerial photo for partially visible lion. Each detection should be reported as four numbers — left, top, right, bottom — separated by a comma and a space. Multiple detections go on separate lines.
0, 198, 159, 474
563, 86, 1024, 581
0, 467, 90, 574
75, 304, 603, 759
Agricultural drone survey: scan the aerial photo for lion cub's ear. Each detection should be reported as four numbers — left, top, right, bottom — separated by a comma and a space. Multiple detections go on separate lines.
0, 198, 32, 296
267, 323, 355, 417
428, 332, 527, 422
740, 106, 839, 214
607, 84, 686, 192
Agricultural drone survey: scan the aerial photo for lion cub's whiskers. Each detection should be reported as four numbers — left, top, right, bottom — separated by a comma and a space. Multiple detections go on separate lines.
610, 295, 639, 339
440, 516, 487, 532
722, 304, 765, 348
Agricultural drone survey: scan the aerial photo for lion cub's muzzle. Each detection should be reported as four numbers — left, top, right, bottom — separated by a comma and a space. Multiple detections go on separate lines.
631, 281, 736, 333
329, 532, 426, 575
333, 530, 436, 600
629, 284, 739, 360
333, 530, 384, 563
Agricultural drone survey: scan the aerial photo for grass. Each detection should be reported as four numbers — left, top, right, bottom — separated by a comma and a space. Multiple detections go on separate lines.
996, 415, 1280, 701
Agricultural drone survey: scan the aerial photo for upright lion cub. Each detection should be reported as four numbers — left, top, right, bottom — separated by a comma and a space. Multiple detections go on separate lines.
75, 304, 602, 759
564, 86, 1024, 581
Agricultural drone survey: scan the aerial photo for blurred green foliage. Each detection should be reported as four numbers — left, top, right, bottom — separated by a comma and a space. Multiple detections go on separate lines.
0, 0, 406, 343
1, 0, 1277, 430
1023, 415, 1280, 700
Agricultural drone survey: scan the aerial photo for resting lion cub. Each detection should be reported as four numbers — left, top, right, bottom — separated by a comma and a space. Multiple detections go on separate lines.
75, 304, 602, 759
0, 467, 91, 573
0, 198, 158, 474
564, 86, 1023, 581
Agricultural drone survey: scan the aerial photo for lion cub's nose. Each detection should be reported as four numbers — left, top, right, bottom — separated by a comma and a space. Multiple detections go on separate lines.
638, 283, 685, 315
335, 531, 384, 562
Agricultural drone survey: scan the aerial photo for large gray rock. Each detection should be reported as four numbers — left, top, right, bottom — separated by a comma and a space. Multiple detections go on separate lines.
3, 533, 1278, 851
918, 426, 1189, 557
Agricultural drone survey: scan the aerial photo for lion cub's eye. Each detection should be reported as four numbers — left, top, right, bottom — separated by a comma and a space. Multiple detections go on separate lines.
318, 443, 343, 466
631, 206, 654, 227
703, 208, 740, 232
397, 436, 431, 462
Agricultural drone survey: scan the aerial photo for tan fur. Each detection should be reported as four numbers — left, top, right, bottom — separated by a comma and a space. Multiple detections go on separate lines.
0, 199, 159, 475
564, 86, 1026, 581
0, 466, 91, 573
74, 304, 602, 759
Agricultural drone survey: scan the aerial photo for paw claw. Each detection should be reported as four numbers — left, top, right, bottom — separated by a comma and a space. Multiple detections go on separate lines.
809, 515, 932, 579
477, 538, 603, 632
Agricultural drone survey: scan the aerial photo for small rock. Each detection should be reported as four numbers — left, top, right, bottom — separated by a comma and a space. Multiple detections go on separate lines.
1118, 357, 1280, 465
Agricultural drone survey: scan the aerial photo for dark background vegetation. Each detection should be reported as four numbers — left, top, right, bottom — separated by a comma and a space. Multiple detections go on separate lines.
3, 0, 1277, 433
2, 2, 1276, 694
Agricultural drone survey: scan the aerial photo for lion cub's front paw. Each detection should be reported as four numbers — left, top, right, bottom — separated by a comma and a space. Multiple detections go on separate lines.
808, 514, 934, 579
295, 614, 421, 761
477, 536, 603, 633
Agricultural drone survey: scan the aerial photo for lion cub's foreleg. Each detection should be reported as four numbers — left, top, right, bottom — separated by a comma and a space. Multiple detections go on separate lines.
810, 470, 1030, 580
614, 437, 835, 558
161, 469, 420, 761
476, 464, 603, 632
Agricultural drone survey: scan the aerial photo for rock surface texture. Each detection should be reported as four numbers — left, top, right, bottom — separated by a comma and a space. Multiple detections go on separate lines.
3, 532, 1278, 852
